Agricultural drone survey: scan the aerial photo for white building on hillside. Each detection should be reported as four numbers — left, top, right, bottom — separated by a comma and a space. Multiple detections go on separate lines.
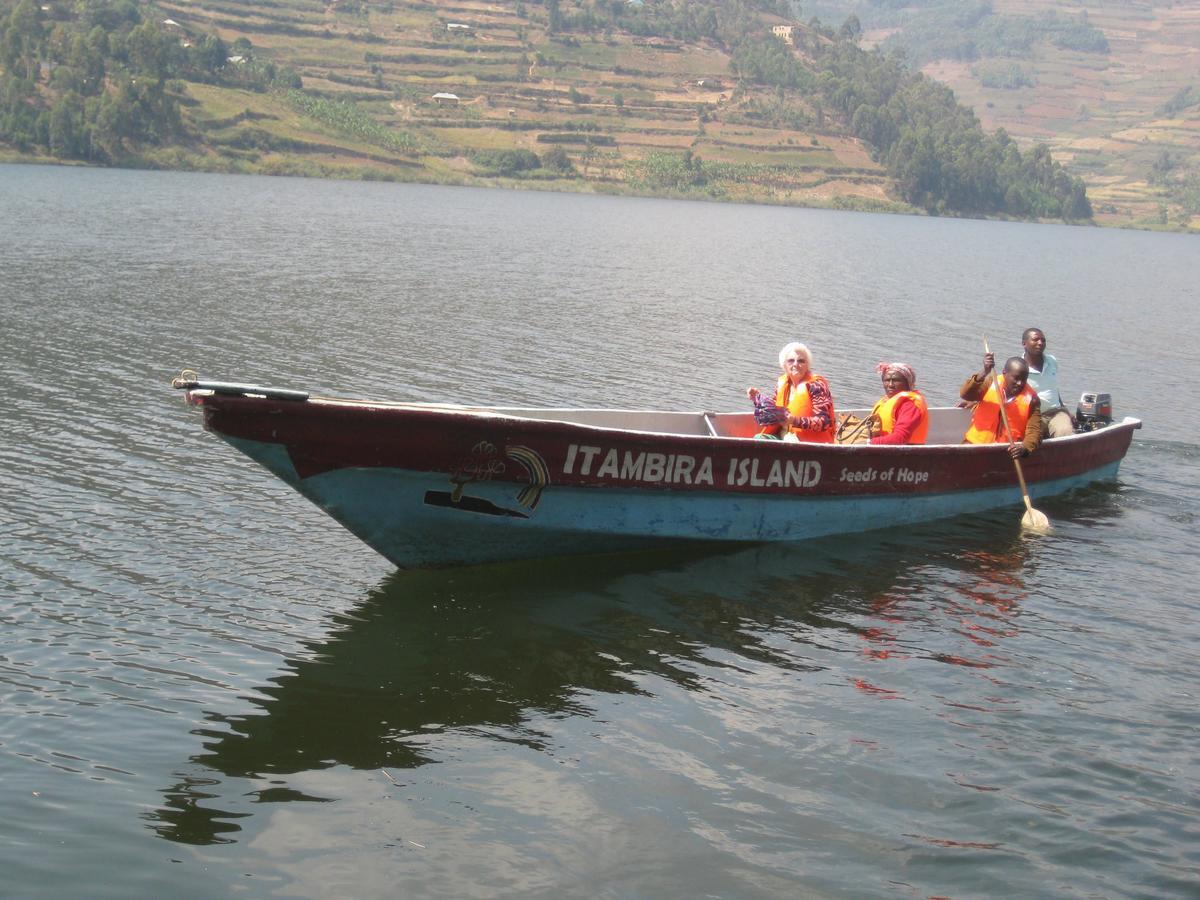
772, 25, 796, 46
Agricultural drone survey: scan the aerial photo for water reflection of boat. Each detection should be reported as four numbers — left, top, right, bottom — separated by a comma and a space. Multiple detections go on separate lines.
148, 515, 1093, 846
173, 376, 1140, 568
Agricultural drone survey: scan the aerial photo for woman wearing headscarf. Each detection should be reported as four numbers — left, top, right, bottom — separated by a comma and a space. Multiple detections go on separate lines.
868, 362, 928, 445
747, 342, 836, 443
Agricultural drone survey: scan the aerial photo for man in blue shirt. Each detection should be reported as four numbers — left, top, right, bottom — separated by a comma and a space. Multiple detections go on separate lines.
1022, 327, 1074, 438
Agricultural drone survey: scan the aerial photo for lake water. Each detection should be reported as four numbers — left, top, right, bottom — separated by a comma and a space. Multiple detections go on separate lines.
1, 163, 1198, 897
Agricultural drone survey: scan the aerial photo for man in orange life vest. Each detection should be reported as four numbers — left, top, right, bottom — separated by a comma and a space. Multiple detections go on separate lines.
868, 362, 929, 444
960, 352, 1042, 459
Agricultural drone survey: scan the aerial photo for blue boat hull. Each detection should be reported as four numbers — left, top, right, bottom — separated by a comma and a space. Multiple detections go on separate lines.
225, 434, 1126, 568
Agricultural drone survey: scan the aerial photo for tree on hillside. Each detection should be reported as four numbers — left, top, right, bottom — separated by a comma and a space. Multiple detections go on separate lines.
190, 35, 229, 79
541, 145, 575, 174
125, 20, 179, 79
1, 0, 44, 81
79, 0, 140, 32
838, 14, 862, 44
0, 0, 306, 162
48, 90, 86, 157
806, 40, 1091, 219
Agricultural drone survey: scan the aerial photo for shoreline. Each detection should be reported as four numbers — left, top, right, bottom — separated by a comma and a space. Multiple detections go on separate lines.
2, 152, 1194, 234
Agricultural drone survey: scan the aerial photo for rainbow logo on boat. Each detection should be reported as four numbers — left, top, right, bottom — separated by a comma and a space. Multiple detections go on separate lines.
505, 445, 550, 510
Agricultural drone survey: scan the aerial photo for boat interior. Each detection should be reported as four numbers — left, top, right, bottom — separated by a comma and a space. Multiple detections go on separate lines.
183, 377, 970, 444
482, 405, 977, 445
193, 377, 1130, 447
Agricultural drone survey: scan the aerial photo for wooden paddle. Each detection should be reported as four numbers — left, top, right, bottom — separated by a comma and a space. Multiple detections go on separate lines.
984, 338, 1051, 532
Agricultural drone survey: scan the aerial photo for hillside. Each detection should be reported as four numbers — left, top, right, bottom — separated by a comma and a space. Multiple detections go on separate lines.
808, 0, 1200, 230
0, 0, 1098, 223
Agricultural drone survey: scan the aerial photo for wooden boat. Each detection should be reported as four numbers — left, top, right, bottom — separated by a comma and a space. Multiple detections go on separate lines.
173, 374, 1140, 569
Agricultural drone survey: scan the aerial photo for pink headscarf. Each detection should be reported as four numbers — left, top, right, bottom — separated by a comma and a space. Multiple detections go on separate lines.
875, 362, 916, 389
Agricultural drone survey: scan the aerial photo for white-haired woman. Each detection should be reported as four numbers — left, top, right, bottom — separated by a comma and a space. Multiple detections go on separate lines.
747, 341, 836, 443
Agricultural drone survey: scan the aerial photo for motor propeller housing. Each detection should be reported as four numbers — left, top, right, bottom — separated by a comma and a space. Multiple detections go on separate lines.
1075, 392, 1114, 431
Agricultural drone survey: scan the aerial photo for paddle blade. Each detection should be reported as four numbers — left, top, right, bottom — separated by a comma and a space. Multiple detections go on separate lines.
1021, 506, 1051, 532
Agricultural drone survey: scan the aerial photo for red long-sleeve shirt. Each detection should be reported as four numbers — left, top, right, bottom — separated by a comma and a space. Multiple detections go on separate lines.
869, 396, 924, 445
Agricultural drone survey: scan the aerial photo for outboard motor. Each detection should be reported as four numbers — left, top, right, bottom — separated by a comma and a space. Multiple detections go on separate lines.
1075, 392, 1113, 432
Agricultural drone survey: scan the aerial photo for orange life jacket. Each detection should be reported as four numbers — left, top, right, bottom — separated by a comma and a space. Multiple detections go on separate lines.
964, 380, 1037, 444
870, 390, 929, 444
762, 373, 836, 443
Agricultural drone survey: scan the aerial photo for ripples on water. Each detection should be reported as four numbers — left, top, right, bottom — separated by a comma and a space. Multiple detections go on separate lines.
1, 165, 1198, 897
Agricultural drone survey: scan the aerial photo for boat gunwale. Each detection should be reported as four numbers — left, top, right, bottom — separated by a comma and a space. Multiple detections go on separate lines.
185, 388, 1141, 449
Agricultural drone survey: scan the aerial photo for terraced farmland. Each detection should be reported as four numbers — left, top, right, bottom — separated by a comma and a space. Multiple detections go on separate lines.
149, 0, 898, 210
840, 0, 1200, 229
